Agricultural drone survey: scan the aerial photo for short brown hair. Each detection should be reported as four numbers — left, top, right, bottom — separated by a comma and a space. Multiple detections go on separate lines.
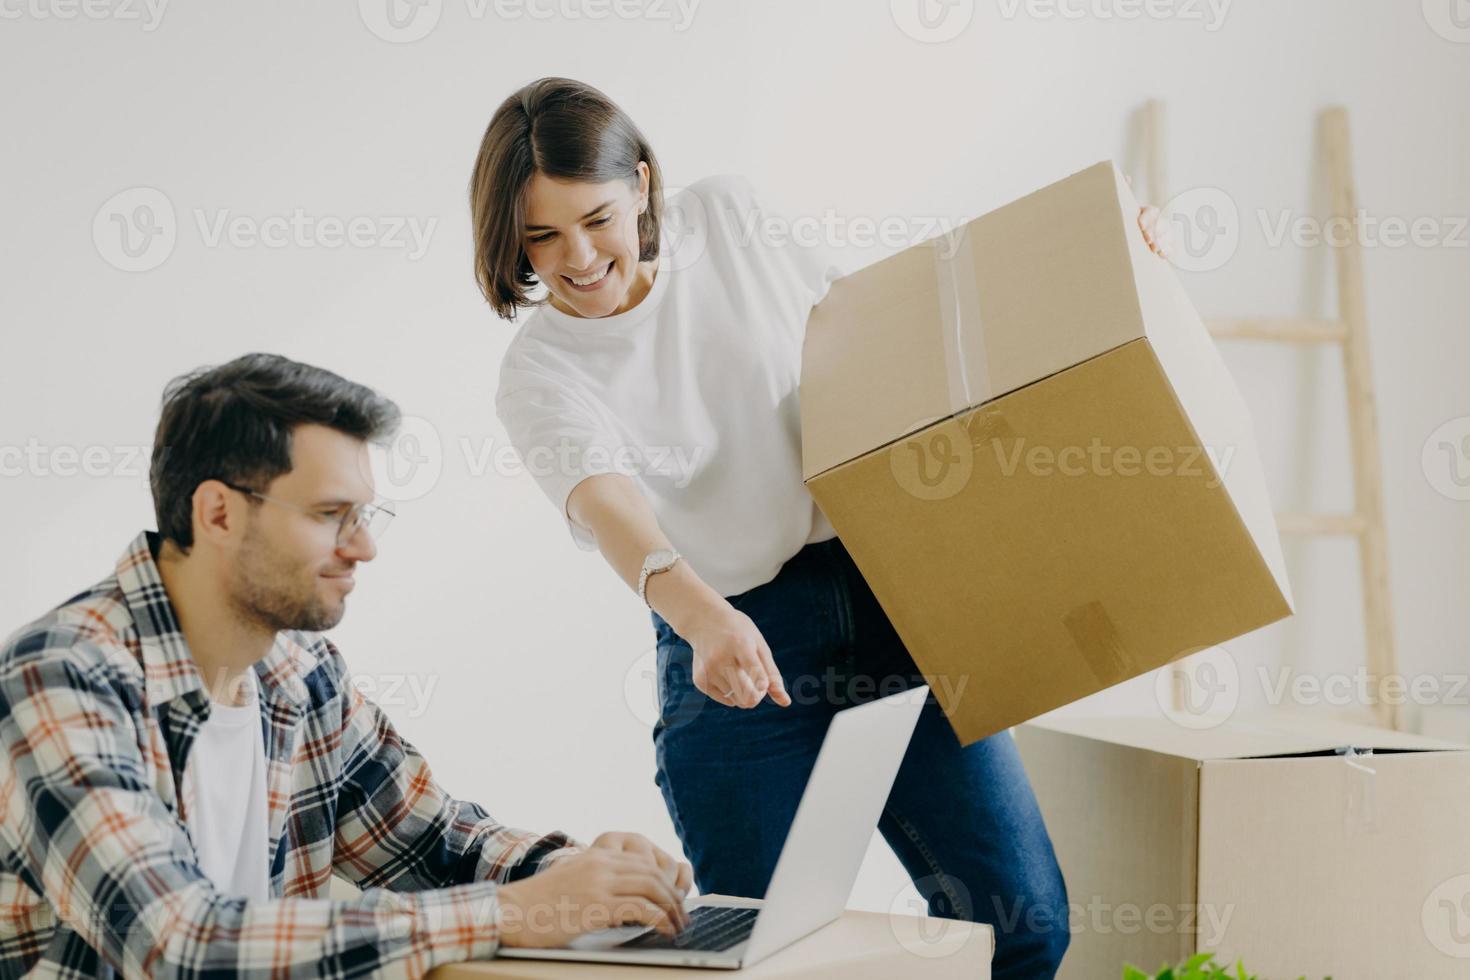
150, 353, 400, 551
468, 77, 664, 321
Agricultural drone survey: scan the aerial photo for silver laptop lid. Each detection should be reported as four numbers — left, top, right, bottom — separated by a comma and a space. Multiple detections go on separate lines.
741, 685, 928, 966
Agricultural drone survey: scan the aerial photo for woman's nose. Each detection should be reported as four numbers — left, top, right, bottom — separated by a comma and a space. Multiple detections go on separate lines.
564, 232, 598, 271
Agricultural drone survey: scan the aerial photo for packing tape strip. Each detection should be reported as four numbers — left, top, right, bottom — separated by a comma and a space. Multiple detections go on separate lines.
970, 404, 1018, 457
932, 226, 994, 419
1062, 600, 1133, 687
1339, 746, 1379, 835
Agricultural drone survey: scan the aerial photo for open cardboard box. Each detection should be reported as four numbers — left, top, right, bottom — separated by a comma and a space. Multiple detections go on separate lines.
799, 160, 1294, 744
1015, 712, 1470, 979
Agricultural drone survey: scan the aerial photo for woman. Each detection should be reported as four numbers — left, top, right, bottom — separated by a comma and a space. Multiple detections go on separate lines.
471, 77, 1172, 979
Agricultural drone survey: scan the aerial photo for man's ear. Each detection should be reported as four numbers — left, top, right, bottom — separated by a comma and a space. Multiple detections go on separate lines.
192, 480, 238, 548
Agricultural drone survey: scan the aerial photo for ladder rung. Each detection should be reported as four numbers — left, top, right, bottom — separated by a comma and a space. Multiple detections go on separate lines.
1207, 317, 1348, 344
1277, 512, 1367, 536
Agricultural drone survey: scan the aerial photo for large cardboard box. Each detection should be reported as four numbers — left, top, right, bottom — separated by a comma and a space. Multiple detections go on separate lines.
1014, 712, 1470, 979
799, 160, 1293, 744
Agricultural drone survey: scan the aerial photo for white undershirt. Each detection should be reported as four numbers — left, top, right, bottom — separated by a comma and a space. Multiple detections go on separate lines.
186, 669, 270, 900
496, 174, 845, 597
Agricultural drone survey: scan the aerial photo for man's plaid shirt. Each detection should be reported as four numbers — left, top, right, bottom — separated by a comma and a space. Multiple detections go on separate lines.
0, 531, 582, 978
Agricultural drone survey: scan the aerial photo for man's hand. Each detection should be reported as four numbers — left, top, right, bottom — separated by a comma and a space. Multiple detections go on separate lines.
496, 835, 692, 949
681, 598, 792, 710
589, 832, 694, 895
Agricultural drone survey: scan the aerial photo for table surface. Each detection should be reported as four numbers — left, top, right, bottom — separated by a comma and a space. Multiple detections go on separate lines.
428, 897, 993, 979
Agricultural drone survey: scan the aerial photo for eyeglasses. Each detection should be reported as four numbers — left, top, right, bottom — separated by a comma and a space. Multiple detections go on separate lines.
220, 481, 395, 548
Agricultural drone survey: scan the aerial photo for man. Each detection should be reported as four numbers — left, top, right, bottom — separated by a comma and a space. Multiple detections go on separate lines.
0, 353, 692, 978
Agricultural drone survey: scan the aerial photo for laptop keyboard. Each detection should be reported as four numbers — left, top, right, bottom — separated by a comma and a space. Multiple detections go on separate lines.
617, 905, 759, 953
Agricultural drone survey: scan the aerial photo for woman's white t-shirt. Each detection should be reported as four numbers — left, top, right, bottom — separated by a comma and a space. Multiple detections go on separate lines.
186, 669, 271, 899
495, 174, 846, 598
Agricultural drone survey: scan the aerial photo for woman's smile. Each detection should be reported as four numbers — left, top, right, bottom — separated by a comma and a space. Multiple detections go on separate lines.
563, 259, 614, 291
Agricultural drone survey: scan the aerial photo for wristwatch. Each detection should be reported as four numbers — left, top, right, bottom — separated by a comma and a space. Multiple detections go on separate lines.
638, 548, 682, 607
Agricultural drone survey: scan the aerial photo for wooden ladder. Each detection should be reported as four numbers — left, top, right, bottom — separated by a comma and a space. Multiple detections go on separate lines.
1138, 100, 1399, 730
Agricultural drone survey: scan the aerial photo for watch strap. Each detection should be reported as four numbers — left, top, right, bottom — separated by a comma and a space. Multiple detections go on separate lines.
638, 550, 680, 607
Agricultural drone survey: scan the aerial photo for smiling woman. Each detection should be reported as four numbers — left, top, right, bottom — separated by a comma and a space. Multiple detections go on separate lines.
522, 167, 657, 316
469, 78, 665, 322
467, 77, 1074, 979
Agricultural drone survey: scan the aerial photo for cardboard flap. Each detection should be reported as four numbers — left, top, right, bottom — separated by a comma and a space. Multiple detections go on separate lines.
1113, 163, 1295, 611
799, 160, 1148, 482
1026, 710, 1470, 762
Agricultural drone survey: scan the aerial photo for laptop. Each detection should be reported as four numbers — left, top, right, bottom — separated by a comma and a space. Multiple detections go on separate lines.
499, 685, 929, 970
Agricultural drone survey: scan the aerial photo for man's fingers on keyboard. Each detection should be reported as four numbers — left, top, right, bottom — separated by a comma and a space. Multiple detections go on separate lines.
616, 874, 688, 930
613, 898, 677, 936
648, 844, 684, 887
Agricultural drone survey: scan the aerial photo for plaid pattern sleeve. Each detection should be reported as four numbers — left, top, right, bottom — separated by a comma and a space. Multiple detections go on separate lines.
327, 641, 586, 891
0, 532, 583, 978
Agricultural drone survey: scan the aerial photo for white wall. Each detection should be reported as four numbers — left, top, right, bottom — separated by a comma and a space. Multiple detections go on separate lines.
2, 0, 1467, 914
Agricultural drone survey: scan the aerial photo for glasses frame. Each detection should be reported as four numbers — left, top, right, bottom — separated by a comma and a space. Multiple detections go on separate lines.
219, 480, 395, 548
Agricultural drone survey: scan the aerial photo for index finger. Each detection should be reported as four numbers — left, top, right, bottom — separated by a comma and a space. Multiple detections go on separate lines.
652, 848, 693, 900
754, 640, 790, 707
674, 861, 694, 895
614, 871, 690, 933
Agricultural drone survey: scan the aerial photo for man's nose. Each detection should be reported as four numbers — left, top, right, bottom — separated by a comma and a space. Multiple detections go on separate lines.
338, 523, 377, 563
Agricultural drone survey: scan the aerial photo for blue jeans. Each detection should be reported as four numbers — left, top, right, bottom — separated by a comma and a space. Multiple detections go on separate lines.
651, 537, 1069, 980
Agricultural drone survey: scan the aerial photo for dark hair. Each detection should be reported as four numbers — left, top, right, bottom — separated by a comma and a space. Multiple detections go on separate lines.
149, 353, 400, 550
469, 76, 664, 321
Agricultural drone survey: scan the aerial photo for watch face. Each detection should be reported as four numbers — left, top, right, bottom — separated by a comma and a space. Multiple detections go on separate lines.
647, 548, 678, 571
